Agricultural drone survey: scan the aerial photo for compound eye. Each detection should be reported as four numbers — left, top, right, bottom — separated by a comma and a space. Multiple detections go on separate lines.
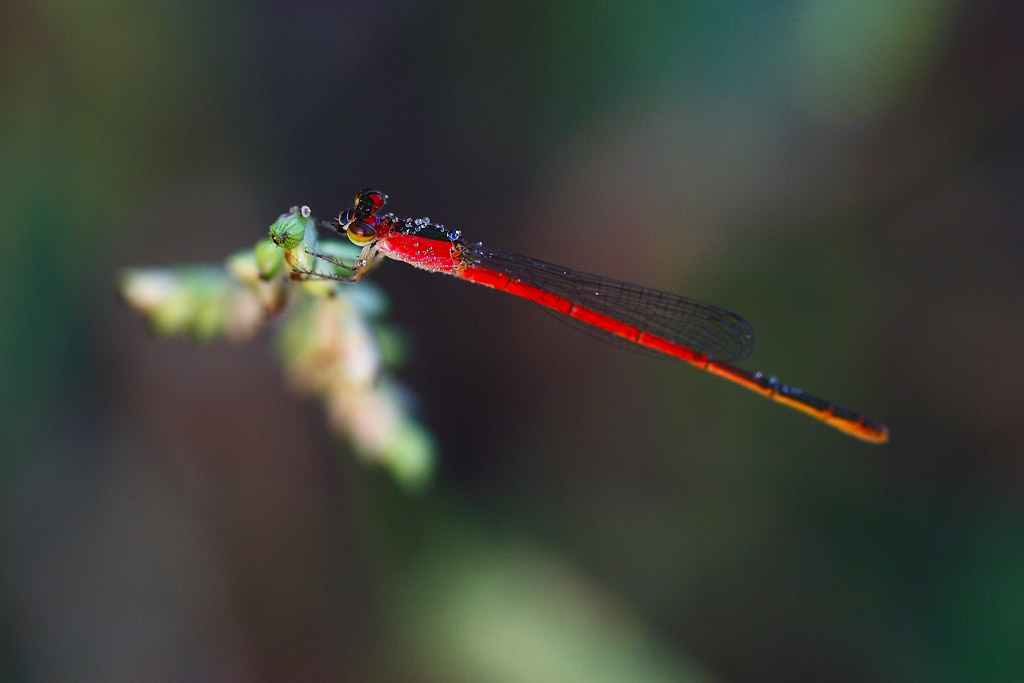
356, 188, 387, 210
346, 219, 377, 246
353, 188, 387, 219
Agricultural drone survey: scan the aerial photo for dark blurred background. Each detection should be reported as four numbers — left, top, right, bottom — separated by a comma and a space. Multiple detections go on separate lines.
2, 1, 1023, 680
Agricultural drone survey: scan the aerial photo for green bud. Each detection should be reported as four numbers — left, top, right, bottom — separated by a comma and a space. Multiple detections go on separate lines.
226, 248, 258, 285
268, 205, 312, 250
380, 420, 435, 492
253, 238, 285, 278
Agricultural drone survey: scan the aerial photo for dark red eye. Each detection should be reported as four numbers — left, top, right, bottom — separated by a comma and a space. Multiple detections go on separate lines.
353, 188, 387, 219
359, 188, 387, 209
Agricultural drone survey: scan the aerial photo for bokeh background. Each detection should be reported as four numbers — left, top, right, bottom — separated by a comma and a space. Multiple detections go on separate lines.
2, 1, 1023, 680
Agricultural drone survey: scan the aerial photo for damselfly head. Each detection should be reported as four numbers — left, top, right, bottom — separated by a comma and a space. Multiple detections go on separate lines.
334, 188, 388, 246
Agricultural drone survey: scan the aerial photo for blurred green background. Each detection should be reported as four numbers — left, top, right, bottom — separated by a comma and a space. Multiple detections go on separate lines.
2, 1, 1023, 680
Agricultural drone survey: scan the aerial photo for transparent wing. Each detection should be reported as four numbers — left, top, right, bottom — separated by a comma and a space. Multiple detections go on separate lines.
462, 242, 755, 362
